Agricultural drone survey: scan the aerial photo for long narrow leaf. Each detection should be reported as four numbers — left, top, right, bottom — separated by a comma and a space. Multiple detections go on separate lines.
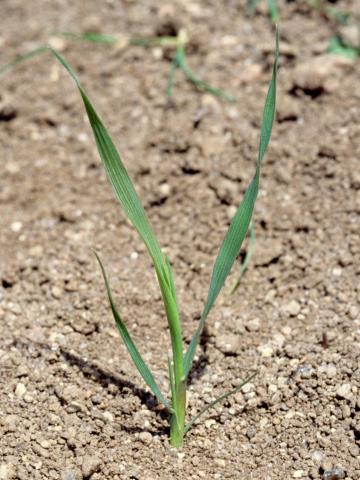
49, 48, 166, 278
0, 46, 47, 76
184, 31, 279, 376
94, 251, 171, 411
48, 47, 184, 407
54, 31, 118, 44
230, 220, 256, 294
177, 45, 236, 102
184, 371, 258, 434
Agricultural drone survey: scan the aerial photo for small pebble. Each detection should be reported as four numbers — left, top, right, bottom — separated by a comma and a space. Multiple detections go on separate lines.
296, 364, 313, 378
340, 404, 351, 420
245, 318, 260, 332
332, 267, 342, 277
15, 383, 26, 398
320, 364, 337, 378
138, 431, 152, 444
91, 394, 102, 405
336, 384, 352, 400
226, 205, 237, 221
10, 221, 22, 233
283, 300, 301, 317
246, 426, 257, 439
29, 245, 44, 257
1, 415, 17, 432
215, 333, 240, 354
258, 344, 274, 357
102, 411, 114, 423
48, 36, 67, 52
81, 455, 101, 478
322, 467, 346, 480
293, 470, 305, 478
348, 306, 358, 320
311, 450, 324, 463
0, 464, 13, 480
205, 419, 216, 429
51, 286, 63, 299
61, 471, 77, 480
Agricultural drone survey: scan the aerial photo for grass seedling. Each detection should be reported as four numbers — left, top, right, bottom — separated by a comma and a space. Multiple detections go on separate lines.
307, 0, 360, 59
1, 30, 235, 102
56, 29, 236, 102
246, 0, 279, 25
4, 32, 278, 447
327, 35, 360, 60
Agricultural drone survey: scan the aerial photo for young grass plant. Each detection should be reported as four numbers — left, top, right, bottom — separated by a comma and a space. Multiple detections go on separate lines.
56, 29, 236, 102
246, 0, 279, 24
1, 30, 235, 102
7, 32, 278, 447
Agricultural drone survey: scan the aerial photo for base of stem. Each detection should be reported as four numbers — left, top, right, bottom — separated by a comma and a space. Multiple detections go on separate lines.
170, 415, 184, 448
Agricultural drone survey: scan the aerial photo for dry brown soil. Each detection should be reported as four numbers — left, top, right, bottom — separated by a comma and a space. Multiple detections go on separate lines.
1, 1, 360, 479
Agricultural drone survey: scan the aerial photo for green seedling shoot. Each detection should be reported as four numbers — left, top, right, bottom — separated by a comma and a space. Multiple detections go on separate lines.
5, 32, 278, 447
56, 29, 236, 102
246, 0, 279, 24
0, 30, 235, 102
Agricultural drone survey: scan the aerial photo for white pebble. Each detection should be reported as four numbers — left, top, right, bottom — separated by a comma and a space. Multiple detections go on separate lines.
15, 383, 26, 397
283, 300, 301, 317
10, 221, 22, 233
102, 411, 114, 423
293, 470, 304, 478
258, 344, 274, 357
138, 431, 152, 444
336, 383, 352, 400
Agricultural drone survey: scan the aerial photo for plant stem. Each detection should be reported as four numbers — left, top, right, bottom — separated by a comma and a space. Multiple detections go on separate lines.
170, 373, 186, 447
159, 261, 186, 447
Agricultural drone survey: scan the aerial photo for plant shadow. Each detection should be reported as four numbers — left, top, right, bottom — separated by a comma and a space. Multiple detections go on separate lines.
187, 324, 210, 385
10, 338, 169, 429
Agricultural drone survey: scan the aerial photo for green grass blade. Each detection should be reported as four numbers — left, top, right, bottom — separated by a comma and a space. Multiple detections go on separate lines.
48, 47, 165, 276
268, 0, 279, 23
230, 221, 255, 294
54, 31, 118, 44
166, 53, 180, 101
184, 31, 279, 377
0, 46, 47, 76
327, 36, 360, 59
49, 46, 185, 392
94, 251, 171, 411
55, 31, 180, 48
246, 0, 261, 15
168, 357, 176, 405
176, 45, 236, 102
184, 371, 258, 434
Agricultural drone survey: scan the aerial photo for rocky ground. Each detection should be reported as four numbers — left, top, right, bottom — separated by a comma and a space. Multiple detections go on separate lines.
0, 0, 360, 479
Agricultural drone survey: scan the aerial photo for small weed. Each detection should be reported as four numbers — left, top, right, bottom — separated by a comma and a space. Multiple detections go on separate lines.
56, 29, 236, 102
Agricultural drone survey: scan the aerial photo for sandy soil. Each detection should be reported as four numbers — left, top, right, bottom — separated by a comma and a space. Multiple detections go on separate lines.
1, 1, 360, 479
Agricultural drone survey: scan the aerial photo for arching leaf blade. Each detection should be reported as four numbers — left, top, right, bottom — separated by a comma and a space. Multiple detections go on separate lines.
184, 371, 258, 434
184, 31, 279, 377
94, 251, 171, 411
49, 47, 165, 277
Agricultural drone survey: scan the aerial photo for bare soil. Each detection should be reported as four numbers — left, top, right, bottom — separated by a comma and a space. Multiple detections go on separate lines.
1, 1, 360, 479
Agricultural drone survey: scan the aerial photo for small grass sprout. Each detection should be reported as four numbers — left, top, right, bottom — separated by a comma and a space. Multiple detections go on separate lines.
56, 29, 236, 102
246, 0, 279, 24
0, 30, 235, 103
5, 32, 278, 447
